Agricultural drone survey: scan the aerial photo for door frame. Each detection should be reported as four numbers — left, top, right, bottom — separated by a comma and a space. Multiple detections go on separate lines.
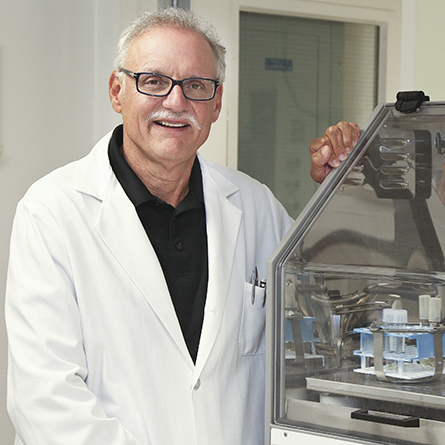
225, 0, 406, 169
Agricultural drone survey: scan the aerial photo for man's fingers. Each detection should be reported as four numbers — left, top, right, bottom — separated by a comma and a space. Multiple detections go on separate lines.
310, 145, 332, 183
310, 121, 361, 184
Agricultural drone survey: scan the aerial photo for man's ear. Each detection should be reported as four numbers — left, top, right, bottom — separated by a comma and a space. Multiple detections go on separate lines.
109, 71, 123, 113
211, 84, 223, 123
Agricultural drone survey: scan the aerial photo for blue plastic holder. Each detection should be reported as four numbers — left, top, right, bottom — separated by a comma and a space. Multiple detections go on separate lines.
353, 323, 445, 382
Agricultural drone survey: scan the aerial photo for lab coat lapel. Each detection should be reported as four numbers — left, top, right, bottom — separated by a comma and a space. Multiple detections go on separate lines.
76, 141, 191, 363
195, 160, 242, 373
76, 139, 243, 370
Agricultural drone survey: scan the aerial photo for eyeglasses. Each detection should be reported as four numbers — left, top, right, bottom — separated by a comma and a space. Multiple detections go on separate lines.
120, 68, 220, 101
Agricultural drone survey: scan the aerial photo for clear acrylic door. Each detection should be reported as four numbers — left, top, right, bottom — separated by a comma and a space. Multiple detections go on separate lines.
268, 100, 445, 444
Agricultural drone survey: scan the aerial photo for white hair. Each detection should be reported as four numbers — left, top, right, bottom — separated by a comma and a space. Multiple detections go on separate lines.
114, 7, 226, 82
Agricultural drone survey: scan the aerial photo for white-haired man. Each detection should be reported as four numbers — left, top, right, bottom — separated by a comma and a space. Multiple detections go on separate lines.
6, 7, 358, 445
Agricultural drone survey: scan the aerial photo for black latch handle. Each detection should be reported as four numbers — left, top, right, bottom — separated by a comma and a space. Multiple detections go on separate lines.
395, 90, 430, 113
351, 409, 420, 428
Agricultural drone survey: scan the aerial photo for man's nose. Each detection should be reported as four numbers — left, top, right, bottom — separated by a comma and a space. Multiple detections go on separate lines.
162, 84, 188, 110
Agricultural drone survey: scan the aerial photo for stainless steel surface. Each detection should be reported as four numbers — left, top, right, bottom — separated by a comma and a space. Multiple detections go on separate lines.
285, 397, 445, 445
306, 371, 445, 409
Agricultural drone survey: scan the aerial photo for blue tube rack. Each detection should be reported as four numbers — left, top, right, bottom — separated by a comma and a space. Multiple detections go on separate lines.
353, 323, 445, 382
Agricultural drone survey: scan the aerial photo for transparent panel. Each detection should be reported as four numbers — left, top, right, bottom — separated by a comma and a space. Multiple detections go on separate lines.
238, 12, 379, 218
270, 101, 445, 444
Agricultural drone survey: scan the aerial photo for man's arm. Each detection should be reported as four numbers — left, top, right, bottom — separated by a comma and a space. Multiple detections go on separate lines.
5, 198, 143, 445
310, 121, 360, 184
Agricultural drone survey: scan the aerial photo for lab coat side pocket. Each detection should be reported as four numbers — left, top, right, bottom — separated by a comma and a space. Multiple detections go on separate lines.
239, 282, 266, 356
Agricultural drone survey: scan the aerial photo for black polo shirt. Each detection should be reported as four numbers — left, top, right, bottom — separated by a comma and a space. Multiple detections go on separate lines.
108, 125, 208, 363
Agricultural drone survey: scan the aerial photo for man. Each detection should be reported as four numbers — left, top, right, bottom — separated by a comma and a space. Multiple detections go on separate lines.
5, 7, 358, 445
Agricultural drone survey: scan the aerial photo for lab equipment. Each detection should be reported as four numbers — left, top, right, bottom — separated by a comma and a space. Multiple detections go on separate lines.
266, 95, 445, 444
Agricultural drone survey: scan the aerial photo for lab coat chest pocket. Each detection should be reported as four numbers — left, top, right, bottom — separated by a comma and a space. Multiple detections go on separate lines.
239, 282, 266, 355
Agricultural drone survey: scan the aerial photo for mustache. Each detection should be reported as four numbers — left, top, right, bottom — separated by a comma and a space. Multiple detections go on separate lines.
146, 110, 202, 130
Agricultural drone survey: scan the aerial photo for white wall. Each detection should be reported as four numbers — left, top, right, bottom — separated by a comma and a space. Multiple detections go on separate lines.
414, 0, 445, 100
0, 1, 150, 442
0, 0, 445, 443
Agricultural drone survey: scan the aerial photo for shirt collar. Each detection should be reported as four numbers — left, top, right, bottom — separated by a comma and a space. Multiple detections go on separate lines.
108, 124, 204, 208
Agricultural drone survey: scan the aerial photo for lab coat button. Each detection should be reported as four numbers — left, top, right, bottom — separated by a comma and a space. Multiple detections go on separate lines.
194, 379, 201, 390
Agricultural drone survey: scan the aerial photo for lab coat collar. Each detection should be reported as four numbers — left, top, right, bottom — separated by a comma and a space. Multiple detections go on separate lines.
194, 157, 242, 376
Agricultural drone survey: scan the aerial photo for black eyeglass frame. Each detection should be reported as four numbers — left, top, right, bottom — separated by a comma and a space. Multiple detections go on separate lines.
119, 68, 220, 101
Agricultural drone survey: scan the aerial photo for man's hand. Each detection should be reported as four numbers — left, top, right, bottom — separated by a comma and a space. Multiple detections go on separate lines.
310, 121, 360, 184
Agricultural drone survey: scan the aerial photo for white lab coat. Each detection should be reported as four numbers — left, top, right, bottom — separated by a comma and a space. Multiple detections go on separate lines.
6, 130, 293, 445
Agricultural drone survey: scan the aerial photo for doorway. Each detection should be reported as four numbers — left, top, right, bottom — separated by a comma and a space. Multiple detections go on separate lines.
238, 12, 379, 217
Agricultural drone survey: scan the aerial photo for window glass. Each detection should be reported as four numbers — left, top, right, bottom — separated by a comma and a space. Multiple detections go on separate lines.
238, 12, 379, 217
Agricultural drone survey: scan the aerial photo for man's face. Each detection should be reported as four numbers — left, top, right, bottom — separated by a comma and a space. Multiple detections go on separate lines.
109, 27, 223, 169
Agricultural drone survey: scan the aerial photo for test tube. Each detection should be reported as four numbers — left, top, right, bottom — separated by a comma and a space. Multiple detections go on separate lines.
382, 308, 407, 352
429, 298, 441, 326
419, 294, 431, 326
